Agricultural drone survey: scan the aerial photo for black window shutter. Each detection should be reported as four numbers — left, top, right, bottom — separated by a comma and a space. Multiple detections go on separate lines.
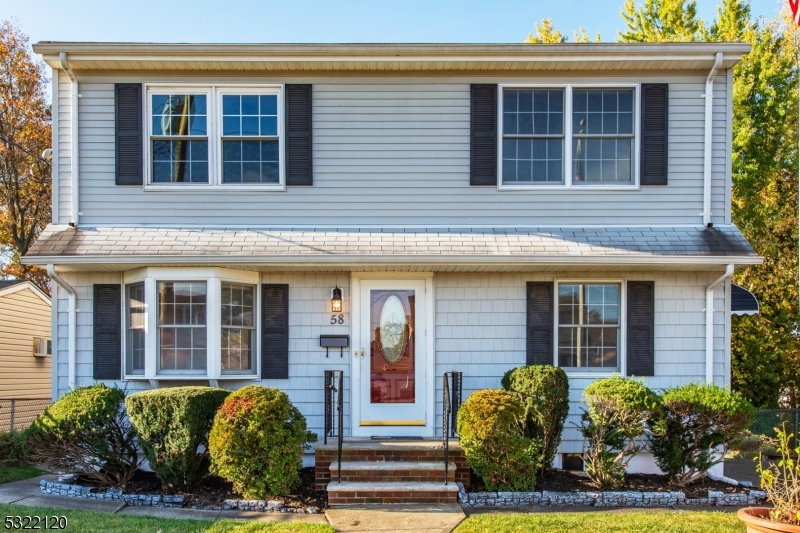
285, 84, 313, 186
627, 281, 655, 377
470, 84, 497, 186
640, 83, 668, 186
262, 284, 289, 379
527, 282, 554, 366
93, 284, 121, 380
115, 83, 143, 185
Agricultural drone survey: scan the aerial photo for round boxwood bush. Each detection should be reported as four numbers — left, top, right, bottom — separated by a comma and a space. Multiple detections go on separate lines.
649, 383, 754, 486
501, 365, 569, 475
456, 389, 541, 491
27, 384, 140, 486
126, 386, 229, 491
0, 430, 28, 462
208, 386, 317, 498
580, 377, 661, 489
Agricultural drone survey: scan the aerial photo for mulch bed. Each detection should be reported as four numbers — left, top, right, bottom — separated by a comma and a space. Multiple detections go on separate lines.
75, 467, 327, 511
468, 469, 747, 499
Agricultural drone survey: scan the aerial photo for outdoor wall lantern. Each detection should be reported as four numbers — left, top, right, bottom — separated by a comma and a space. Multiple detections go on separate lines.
331, 286, 343, 313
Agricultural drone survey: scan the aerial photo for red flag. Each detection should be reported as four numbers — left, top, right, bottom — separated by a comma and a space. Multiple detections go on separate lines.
792, 0, 800, 26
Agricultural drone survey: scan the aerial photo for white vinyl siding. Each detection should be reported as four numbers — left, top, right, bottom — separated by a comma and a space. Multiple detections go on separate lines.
63, 74, 729, 227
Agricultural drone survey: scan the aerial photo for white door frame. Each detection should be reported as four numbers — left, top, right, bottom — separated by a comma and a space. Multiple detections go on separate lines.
350, 272, 435, 437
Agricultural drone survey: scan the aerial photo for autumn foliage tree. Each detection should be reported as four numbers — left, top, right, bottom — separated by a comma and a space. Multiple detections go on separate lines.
0, 20, 51, 291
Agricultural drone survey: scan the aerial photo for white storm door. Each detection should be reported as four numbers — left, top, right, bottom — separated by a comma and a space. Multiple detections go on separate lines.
355, 279, 428, 436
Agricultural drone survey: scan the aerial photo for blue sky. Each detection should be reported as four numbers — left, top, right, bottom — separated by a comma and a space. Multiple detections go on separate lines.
0, 0, 786, 46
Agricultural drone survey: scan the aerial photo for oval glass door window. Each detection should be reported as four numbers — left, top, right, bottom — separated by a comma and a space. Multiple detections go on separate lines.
370, 290, 415, 404
380, 295, 407, 364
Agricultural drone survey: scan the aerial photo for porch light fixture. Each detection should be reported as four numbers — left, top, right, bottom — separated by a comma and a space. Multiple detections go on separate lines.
331, 286, 343, 313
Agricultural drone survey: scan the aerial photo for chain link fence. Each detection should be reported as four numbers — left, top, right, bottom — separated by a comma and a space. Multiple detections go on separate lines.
0, 398, 51, 432
750, 409, 800, 449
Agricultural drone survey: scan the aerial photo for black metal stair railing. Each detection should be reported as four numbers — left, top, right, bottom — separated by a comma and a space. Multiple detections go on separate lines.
442, 371, 463, 485
324, 370, 344, 485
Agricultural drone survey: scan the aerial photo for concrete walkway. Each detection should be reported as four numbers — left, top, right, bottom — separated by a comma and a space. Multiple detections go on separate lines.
325, 504, 465, 533
0, 475, 329, 525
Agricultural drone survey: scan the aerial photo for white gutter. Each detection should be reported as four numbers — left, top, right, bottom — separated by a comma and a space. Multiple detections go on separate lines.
59, 52, 79, 227
702, 52, 724, 228
705, 264, 734, 383
47, 264, 77, 390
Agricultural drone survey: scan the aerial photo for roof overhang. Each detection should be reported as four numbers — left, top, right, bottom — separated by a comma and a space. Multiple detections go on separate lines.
32, 42, 751, 73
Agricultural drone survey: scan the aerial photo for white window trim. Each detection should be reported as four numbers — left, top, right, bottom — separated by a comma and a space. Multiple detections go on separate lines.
553, 278, 627, 378
497, 84, 641, 191
122, 267, 261, 381
143, 84, 285, 192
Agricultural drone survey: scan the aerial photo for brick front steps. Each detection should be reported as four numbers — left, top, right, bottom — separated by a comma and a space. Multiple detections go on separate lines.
315, 440, 469, 491
316, 440, 466, 505
327, 481, 458, 505
329, 461, 456, 483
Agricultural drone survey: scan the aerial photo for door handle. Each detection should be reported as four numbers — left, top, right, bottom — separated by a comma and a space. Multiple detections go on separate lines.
360, 348, 365, 358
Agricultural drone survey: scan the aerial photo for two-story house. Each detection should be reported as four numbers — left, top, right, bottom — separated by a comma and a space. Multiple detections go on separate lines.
25, 43, 760, 485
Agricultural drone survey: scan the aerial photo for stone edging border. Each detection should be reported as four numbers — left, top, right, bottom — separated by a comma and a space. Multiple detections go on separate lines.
456, 482, 767, 508
39, 481, 320, 514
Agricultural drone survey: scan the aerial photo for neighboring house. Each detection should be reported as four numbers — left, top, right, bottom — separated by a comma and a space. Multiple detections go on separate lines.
24, 42, 761, 472
0, 280, 51, 399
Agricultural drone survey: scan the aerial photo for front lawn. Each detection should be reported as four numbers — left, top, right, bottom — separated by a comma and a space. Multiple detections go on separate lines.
453, 510, 745, 533
0, 465, 43, 484
0, 503, 334, 533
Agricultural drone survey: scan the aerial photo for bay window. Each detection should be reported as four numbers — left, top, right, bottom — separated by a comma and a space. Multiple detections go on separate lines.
122, 268, 260, 380
499, 85, 638, 188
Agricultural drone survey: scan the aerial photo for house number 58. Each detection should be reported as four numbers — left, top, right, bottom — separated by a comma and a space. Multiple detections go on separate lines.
330, 314, 344, 324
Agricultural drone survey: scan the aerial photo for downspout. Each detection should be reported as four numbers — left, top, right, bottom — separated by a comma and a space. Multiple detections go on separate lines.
705, 264, 734, 384
59, 52, 79, 227
702, 52, 724, 228
47, 264, 77, 390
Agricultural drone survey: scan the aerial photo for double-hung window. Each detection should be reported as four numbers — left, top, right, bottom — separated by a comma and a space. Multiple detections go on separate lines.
557, 282, 621, 372
499, 85, 637, 188
122, 268, 260, 380
146, 86, 283, 188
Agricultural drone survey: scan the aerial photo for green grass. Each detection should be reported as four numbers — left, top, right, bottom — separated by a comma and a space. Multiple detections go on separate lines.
453, 510, 746, 533
0, 503, 335, 533
0, 465, 43, 484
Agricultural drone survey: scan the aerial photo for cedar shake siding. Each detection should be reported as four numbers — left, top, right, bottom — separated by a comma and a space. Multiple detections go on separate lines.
50, 270, 730, 453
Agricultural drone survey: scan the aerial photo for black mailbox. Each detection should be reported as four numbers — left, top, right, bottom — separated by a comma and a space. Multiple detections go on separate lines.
320, 335, 349, 357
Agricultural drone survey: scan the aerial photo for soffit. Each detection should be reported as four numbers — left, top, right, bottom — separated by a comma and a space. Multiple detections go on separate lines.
33, 42, 750, 73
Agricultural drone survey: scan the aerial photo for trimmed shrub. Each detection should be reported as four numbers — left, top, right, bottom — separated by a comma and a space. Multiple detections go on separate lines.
457, 389, 541, 491
0, 430, 28, 461
579, 377, 661, 489
501, 365, 569, 475
208, 386, 317, 498
649, 383, 754, 486
126, 386, 229, 491
26, 384, 140, 486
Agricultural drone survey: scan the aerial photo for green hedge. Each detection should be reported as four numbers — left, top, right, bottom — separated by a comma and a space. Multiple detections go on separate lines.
27, 384, 139, 486
209, 386, 317, 498
457, 389, 540, 491
580, 377, 661, 489
650, 383, 754, 486
501, 365, 569, 475
126, 386, 229, 491
0, 431, 28, 462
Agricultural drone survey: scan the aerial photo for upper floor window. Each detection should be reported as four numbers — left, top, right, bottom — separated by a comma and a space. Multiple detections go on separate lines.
499, 85, 638, 189
146, 86, 283, 189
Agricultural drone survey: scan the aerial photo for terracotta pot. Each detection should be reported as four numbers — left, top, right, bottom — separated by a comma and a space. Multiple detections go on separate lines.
737, 508, 800, 533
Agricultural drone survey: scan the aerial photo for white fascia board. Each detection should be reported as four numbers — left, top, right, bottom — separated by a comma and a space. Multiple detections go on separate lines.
22, 254, 764, 268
